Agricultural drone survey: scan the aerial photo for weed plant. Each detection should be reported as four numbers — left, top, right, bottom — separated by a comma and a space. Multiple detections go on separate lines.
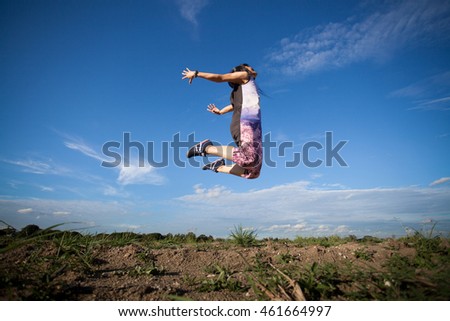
229, 225, 258, 247
200, 264, 247, 292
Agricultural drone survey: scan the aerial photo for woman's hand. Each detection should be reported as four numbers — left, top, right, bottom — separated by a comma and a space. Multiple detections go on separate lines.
207, 104, 221, 115
182, 68, 196, 84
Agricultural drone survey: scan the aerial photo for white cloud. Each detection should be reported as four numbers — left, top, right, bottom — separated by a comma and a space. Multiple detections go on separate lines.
3, 181, 449, 238
334, 225, 351, 234
103, 185, 120, 196
53, 211, 70, 216
115, 224, 141, 230
176, 0, 208, 27
177, 181, 450, 237
188, 184, 231, 198
310, 173, 323, 180
39, 185, 55, 192
117, 164, 166, 186
264, 223, 309, 233
266, 0, 450, 76
430, 177, 450, 186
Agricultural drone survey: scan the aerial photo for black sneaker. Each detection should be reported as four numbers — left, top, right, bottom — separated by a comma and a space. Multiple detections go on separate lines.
202, 158, 225, 172
187, 139, 213, 158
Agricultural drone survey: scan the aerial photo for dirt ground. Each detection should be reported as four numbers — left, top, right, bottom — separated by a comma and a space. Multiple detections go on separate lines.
2, 237, 447, 301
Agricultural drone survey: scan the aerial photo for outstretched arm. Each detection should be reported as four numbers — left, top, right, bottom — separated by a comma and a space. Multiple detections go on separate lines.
182, 68, 248, 85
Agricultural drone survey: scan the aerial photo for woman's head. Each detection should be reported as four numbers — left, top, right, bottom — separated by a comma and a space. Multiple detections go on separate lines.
228, 63, 257, 88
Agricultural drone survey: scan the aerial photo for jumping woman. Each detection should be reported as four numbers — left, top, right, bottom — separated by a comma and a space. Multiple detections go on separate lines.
181, 64, 262, 179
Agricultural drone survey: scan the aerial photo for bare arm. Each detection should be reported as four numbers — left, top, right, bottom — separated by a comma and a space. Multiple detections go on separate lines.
207, 104, 233, 115
182, 68, 248, 85
196, 71, 248, 83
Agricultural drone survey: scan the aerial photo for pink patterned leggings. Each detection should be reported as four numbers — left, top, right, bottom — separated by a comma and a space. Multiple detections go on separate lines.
232, 120, 262, 179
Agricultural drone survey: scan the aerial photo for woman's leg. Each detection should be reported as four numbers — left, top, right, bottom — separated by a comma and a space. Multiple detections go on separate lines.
203, 145, 247, 177
205, 145, 234, 161
216, 164, 247, 177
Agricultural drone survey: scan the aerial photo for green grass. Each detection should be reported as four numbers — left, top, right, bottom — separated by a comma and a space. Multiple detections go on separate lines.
293, 235, 382, 247
354, 248, 374, 261
294, 235, 350, 247
200, 264, 247, 292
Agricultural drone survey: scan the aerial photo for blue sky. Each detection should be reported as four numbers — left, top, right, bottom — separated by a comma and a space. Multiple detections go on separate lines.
1, 0, 449, 238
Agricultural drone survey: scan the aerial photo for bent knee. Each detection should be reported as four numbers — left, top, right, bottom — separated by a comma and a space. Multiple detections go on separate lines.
241, 169, 261, 179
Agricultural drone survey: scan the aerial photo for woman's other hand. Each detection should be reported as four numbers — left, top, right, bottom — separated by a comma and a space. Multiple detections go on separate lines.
207, 104, 221, 115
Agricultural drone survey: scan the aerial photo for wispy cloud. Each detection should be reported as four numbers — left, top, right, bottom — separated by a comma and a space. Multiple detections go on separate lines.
8, 160, 53, 174
390, 71, 450, 99
176, 0, 209, 27
62, 133, 167, 186
389, 71, 450, 111
409, 96, 450, 111
430, 177, 450, 186
63, 136, 105, 162
266, 0, 450, 76
3, 158, 69, 175
102, 185, 121, 196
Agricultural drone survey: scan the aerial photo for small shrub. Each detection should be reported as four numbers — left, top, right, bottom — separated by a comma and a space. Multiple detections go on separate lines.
17, 224, 41, 237
196, 234, 214, 242
145, 233, 164, 241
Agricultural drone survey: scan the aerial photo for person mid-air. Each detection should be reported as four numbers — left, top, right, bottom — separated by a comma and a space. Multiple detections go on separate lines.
182, 64, 262, 179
